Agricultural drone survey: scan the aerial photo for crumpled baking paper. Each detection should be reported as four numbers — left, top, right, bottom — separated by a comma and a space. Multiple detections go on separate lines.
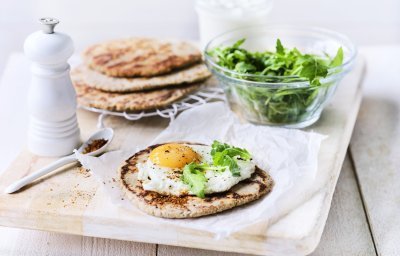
75, 102, 325, 238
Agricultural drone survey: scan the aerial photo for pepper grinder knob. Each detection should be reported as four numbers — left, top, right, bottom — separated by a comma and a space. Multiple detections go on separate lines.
39, 17, 59, 34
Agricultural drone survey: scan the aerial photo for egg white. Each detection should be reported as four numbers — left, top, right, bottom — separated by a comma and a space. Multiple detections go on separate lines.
137, 144, 256, 196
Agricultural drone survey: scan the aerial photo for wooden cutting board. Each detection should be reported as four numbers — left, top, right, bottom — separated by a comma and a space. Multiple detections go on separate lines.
0, 58, 365, 256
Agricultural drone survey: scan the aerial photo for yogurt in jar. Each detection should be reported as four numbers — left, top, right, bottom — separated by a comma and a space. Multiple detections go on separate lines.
195, 0, 273, 49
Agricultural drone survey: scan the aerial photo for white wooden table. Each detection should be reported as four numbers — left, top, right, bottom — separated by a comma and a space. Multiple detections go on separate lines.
0, 46, 398, 255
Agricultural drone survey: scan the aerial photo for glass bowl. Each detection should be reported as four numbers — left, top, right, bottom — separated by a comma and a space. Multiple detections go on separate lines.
204, 25, 357, 128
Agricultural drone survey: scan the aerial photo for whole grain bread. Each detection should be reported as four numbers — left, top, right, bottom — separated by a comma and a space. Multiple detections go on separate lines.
83, 38, 202, 77
73, 82, 200, 112
71, 63, 210, 93
119, 143, 274, 218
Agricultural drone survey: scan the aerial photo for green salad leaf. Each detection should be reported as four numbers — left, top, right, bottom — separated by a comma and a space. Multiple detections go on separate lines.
211, 140, 251, 176
330, 47, 344, 67
276, 39, 285, 55
208, 39, 344, 124
182, 162, 208, 198
181, 141, 252, 197
299, 57, 329, 86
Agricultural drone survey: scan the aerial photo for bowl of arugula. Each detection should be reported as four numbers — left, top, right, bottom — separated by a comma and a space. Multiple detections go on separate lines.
205, 25, 357, 128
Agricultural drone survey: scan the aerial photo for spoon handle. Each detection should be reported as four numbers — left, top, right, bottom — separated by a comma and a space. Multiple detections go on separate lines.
4, 155, 77, 194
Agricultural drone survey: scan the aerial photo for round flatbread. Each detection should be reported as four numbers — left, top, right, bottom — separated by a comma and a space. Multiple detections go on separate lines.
119, 143, 274, 218
83, 38, 202, 77
71, 63, 211, 93
74, 82, 200, 112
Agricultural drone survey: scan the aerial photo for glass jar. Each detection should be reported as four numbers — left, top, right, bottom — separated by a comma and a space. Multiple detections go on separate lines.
195, 0, 273, 49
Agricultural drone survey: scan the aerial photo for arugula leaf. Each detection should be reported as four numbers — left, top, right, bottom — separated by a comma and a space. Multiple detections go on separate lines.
182, 161, 228, 198
181, 141, 252, 197
222, 155, 240, 176
330, 47, 344, 67
300, 57, 329, 84
208, 38, 344, 124
235, 62, 257, 73
276, 39, 285, 55
182, 163, 207, 198
233, 38, 246, 48
211, 141, 251, 176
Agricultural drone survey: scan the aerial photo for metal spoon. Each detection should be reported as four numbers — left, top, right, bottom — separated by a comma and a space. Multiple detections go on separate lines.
4, 128, 114, 194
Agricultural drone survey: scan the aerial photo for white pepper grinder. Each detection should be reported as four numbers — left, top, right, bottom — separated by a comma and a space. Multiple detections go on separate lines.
24, 17, 80, 157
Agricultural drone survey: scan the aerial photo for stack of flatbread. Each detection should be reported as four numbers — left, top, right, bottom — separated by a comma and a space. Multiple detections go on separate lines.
71, 38, 211, 112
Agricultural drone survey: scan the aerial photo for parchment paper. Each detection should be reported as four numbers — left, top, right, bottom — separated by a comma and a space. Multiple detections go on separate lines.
75, 102, 325, 237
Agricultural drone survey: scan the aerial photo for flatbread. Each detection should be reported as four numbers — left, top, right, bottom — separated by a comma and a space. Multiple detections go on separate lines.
83, 38, 202, 77
71, 63, 211, 93
119, 143, 274, 218
74, 82, 200, 112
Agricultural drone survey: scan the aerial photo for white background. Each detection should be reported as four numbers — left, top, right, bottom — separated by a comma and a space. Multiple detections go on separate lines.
0, 0, 399, 73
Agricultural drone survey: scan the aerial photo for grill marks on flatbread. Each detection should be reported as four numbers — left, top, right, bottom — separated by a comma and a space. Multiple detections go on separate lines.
71, 63, 211, 93
83, 38, 202, 77
119, 143, 274, 218
74, 82, 200, 112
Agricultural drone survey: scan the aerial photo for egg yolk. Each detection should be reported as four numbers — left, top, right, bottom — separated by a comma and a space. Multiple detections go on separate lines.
149, 144, 200, 169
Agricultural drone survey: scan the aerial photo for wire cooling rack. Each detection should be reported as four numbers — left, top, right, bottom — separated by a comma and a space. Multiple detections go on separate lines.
79, 87, 225, 128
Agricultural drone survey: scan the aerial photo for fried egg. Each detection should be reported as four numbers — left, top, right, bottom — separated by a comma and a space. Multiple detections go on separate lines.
137, 143, 255, 196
